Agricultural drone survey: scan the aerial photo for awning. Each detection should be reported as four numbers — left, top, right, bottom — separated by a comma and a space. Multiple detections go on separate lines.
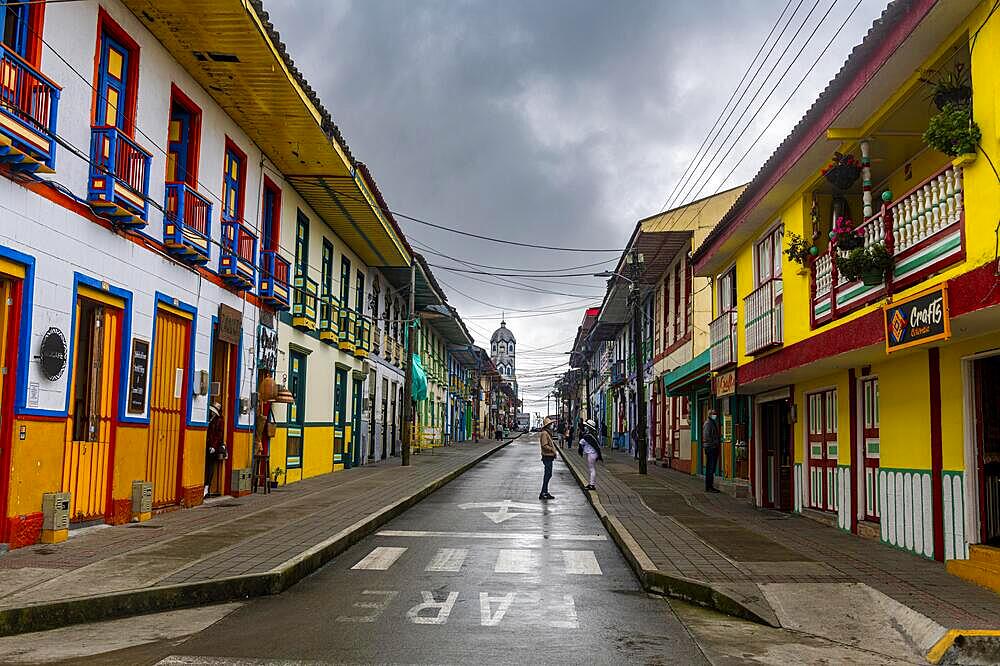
411, 355, 428, 401
662, 349, 711, 397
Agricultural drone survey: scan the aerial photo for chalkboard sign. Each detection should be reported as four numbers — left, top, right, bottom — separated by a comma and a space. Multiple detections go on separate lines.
127, 339, 150, 414
39, 327, 67, 381
884, 284, 950, 353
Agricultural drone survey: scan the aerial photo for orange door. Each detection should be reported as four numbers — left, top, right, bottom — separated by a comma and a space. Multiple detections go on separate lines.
63, 298, 120, 522
146, 309, 190, 507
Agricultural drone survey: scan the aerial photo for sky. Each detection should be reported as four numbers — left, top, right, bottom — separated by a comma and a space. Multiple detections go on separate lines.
265, 0, 891, 414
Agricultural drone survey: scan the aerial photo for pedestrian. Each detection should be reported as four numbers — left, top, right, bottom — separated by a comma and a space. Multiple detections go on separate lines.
702, 407, 722, 493
578, 418, 603, 490
205, 402, 227, 497
567, 421, 575, 450
557, 418, 567, 448
538, 417, 557, 501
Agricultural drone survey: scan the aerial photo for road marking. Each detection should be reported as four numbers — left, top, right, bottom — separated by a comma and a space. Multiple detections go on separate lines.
351, 546, 407, 570
336, 590, 399, 623
551, 594, 579, 629
562, 550, 602, 575
425, 548, 468, 572
494, 549, 536, 574
407, 591, 459, 625
376, 530, 606, 541
480, 592, 516, 626
457, 500, 547, 523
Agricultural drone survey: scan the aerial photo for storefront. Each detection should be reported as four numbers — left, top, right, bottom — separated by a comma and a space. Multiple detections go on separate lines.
661, 349, 708, 474
711, 368, 751, 492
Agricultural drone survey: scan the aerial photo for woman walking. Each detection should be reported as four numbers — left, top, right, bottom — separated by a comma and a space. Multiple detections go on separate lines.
538, 418, 557, 500
578, 419, 603, 490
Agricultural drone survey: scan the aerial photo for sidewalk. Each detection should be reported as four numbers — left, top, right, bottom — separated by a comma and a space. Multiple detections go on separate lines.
559, 446, 1000, 664
0, 437, 513, 636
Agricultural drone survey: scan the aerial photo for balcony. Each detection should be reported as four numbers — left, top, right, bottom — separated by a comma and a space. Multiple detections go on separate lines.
0, 45, 60, 174
219, 219, 257, 290
744, 278, 782, 355
709, 310, 737, 370
318, 292, 339, 343
259, 250, 291, 310
811, 163, 965, 326
338, 308, 357, 353
291, 274, 317, 331
355, 316, 372, 359
163, 182, 211, 265
88, 126, 152, 227
610, 359, 625, 386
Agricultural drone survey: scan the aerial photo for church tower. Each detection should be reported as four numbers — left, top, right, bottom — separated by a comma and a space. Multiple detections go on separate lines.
490, 319, 516, 379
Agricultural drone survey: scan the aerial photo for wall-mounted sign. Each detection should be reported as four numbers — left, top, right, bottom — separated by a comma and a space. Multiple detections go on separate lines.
217, 304, 242, 345
884, 284, 950, 353
712, 370, 736, 397
38, 327, 67, 381
127, 339, 150, 414
257, 324, 277, 373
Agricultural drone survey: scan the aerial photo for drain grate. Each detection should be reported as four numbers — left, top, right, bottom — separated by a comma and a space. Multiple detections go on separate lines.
126, 524, 164, 529
209, 502, 243, 508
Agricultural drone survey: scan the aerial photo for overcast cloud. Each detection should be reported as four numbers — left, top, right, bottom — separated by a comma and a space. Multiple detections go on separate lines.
265, 0, 889, 413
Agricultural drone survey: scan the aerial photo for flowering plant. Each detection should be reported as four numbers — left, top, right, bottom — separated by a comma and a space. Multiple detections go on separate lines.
820, 152, 861, 175
830, 216, 863, 250
822, 152, 862, 190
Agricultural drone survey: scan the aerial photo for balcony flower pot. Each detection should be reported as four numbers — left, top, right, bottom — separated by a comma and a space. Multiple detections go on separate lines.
861, 268, 886, 286
821, 153, 862, 190
924, 103, 982, 158
836, 243, 892, 284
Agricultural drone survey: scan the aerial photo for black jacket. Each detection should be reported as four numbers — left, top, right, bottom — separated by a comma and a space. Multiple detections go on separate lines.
702, 416, 721, 448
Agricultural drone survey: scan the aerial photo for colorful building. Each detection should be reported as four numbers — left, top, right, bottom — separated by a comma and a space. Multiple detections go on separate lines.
693, 0, 1000, 578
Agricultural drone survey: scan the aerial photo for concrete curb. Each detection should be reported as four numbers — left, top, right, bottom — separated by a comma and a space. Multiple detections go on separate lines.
556, 447, 778, 627
0, 438, 516, 637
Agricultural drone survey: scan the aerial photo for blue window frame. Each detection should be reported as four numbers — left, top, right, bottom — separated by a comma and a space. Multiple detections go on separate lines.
96, 32, 130, 130
222, 146, 245, 221
167, 106, 193, 184
1, 0, 30, 58
261, 184, 278, 253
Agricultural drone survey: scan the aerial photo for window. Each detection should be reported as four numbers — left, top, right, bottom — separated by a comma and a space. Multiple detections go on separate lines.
340, 257, 351, 307
166, 86, 201, 186
672, 262, 682, 343
755, 225, 783, 285
71, 299, 106, 442
718, 267, 737, 312
321, 240, 333, 297
222, 141, 247, 222
371, 277, 380, 319
294, 212, 309, 277
260, 178, 281, 254
95, 18, 138, 133
1, 0, 33, 60
286, 350, 306, 468
355, 270, 365, 312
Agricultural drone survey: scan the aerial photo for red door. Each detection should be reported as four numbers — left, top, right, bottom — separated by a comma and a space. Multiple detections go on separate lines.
808, 390, 838, 512
0, 276, 21, 542
861, 378, 880, 522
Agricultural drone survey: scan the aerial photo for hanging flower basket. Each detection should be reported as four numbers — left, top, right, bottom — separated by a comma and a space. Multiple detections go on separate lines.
831, 216, 863, 251
821, 152, 862, 190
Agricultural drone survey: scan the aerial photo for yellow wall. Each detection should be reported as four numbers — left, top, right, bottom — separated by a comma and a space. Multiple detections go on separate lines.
871, 350, 931, 471
181, 429, 207, 490
112, 424, 148, 500
267, 424, 338, 486
793, 370, 851, 466
6, 419, 64, 517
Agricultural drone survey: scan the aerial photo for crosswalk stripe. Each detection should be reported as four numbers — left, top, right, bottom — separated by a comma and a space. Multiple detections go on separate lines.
351, 546, 408, 570
494, 549, 536, 574
562, 550, 602, 575
425, 547, 468, 572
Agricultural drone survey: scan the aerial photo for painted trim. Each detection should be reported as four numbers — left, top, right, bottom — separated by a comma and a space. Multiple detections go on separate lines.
92, 7, 140, 136
848, 368, 859, 534
929, 347, 944, 561
166, 82, 203, 187
0, 245, 34, 417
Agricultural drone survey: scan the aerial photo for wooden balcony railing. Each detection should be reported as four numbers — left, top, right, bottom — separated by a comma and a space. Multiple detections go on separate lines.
0, 43, 61, 172
259, 250, 291, 310
318, 291, 339, 343
219, 219, 257, 290
811, 162, 965, 326
744, 278, 782, 355
291, 273, 318, 331
163, 182, 211, 265
88, 126, 152, 226
709, 310, 737, 370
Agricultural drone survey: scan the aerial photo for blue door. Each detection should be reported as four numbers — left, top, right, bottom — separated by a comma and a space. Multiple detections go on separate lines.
1, 0, 30, 57
96, 33, 130, 130
167, 106, 192, 184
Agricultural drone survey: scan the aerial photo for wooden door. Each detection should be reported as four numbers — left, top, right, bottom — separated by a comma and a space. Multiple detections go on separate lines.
0, 277, 17, 540
861, 378, 880, 522
64, 299, 119, 522
975, 357, 1000, 545
146, 309, 189, 507
808, 390, 839, 512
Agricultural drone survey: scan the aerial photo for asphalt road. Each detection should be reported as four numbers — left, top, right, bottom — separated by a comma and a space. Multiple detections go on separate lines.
67, 434, 707, 665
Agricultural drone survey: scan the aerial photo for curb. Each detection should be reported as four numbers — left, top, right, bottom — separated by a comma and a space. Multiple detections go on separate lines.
556, 447, 777, 627
0, 438, 515, 637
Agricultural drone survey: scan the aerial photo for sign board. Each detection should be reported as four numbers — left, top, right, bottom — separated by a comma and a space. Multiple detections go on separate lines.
257, 324, 277, 373
38, 327, 67, 381
217, 304, 242, 345
127, 339, 150, 414
712, 370, 736, 397
884, 284, 950, 353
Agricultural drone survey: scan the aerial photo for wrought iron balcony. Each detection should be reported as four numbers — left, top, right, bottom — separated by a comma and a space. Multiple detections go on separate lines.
744, 278, 783, 355
219, 219, 257, 290
259, 250, 291, 310
163, 182, 211, 265
88, 126, 152, 227
291, 273, 317, 331
709, 310, 737, 370
318, 291, 339, 343
0, 44, 60, 173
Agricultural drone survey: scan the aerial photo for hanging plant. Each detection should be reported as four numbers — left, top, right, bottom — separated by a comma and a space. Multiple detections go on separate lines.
924, 103, 981, 157
830, 216, 863, 251
920, 63, 972, 112
836, 243, 893, 285
784, 231, 814, 268
821, 152, 862, 190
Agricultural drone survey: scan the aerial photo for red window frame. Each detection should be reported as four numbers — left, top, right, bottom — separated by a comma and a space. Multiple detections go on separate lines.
165, 83, 202, 187
672, 261, 681, 343
91, 8, 140, 136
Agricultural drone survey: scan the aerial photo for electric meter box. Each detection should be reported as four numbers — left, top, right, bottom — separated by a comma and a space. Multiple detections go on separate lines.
132, 481, 153, 520
231, 468, 251, 496
41, 492, 70, 544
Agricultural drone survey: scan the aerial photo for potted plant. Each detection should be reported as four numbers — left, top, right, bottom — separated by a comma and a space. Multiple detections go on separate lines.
821, 152, 862, 190
921, 63, 972, 111
836, 243, 893, 286
784, 231, 816, 274
924, 103, 981, 158
830, 216, 864, 251
271, 467, 285, 489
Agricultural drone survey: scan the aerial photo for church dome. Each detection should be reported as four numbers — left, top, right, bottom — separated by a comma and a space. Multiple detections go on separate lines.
490, 320, 516, 344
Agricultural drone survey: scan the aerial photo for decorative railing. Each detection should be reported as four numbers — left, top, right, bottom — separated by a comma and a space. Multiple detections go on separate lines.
610, 359, 625, 385
318, 291, 339, 343
709, 310, 737, 370
291, 273, 317, 330
163, 182, 211, 265
355, 316, 372, 358
0, 44, 60, 171
744, 278, 782, 355
219, 219, 257, 290
88, 126, 152, 226
339, 307, 357, 352
811, 163, 965, 325
259, 250, 291, 310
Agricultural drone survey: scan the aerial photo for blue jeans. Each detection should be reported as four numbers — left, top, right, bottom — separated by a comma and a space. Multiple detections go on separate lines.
541, 456, 554, 494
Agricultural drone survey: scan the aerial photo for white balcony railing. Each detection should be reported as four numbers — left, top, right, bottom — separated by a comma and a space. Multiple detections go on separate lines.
744, 278, 782, 355
709, 310, 737, 370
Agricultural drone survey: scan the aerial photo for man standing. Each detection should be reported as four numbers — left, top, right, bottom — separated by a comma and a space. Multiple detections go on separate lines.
538, 418, 557, 500
702, 407, 722, 493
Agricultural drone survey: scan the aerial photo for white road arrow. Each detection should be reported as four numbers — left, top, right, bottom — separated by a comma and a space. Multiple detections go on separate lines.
457, 500, 546, 524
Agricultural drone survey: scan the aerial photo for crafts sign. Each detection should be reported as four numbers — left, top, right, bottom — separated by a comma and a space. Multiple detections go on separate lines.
884, 285, 950, 353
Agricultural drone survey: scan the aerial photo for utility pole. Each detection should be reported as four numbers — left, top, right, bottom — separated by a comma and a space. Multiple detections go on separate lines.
546, 391, 551, 417
628, 249, 648, 475
401, 262, 416, 466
